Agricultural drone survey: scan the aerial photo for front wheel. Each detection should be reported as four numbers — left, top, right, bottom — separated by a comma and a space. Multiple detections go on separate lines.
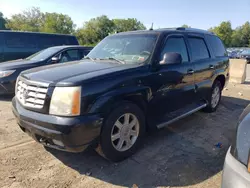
96, 102, 145, 162
204, 80, 222, 113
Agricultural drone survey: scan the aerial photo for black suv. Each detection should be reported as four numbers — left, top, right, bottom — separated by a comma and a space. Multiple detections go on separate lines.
12, 28, 229, 162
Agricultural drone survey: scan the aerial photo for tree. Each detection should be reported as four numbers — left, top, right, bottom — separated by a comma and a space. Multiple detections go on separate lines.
241, 22, 250, 47
76, 15, 114, 45
6, 7, 44, 32
209, 21, 233, 47
112, 18, 146, 33
231, 27, 243, 47
40, 13, 75, 34
181, 24, 191, 28
0, 12, 7, 30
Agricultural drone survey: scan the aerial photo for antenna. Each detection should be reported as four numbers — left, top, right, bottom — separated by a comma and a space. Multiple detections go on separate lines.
149, 23, 154, 30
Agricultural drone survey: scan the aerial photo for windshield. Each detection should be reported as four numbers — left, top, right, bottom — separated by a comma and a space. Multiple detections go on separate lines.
26, 48, 60, 61
87, 34, 158, 64
242, 49, 250, 55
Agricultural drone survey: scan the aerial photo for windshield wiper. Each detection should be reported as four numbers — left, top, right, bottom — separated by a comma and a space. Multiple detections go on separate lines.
82, 56, 95, 61
103, 57, 125, 64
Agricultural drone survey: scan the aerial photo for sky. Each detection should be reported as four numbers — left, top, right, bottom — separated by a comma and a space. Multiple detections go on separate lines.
0, 0, 250, 30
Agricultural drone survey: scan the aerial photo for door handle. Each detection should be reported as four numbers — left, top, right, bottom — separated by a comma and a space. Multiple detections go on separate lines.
187, 69, 194, 74
209, 65, 215, 69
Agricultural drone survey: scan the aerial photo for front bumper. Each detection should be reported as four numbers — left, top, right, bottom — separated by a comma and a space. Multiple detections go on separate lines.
12, 97, 103, 152
221, 147, 250, 188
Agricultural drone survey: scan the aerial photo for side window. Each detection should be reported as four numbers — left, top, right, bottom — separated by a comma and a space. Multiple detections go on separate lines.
59, 49, 79, 63
160, 37, 189, 62
188, 37, 210, 61
206, 35, 226, 57
79, 49, 90, 59
5, 33, 26, 48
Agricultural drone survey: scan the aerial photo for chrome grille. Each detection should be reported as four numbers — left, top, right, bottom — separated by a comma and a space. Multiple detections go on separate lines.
16, 78, 48, 109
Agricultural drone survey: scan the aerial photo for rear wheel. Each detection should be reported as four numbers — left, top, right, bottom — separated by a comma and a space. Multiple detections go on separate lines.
204, 80, 222, 113
96, 102, 145, 162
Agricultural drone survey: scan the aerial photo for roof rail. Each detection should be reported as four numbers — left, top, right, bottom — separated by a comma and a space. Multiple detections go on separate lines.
176, 27, 214, 34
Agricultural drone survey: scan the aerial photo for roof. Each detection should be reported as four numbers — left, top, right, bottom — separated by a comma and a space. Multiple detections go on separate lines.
114, 27, 215, 35
0, 30, 75, 36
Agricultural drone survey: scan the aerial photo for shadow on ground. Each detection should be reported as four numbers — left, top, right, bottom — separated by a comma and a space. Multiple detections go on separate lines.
47, 96, 249, 187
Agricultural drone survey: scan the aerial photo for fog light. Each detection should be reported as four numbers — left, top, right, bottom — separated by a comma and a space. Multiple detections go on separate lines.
52, 139, 64, 147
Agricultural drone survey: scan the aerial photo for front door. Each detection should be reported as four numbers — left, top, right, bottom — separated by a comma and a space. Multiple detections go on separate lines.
148, 34, 195, 116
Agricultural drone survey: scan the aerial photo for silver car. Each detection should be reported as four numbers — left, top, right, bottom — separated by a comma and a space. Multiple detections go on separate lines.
221, 104, 250, 188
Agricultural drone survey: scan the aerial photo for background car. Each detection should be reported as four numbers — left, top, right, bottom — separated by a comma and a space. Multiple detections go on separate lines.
228, 51, 238, 59
0, 31, 79, 62
0, 45, 92, 94
221, 104, 250, 188
240, 49, 250, 63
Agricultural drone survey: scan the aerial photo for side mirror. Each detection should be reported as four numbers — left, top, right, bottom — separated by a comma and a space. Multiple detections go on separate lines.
51, 57, 59, 63
160, 52, 182, 65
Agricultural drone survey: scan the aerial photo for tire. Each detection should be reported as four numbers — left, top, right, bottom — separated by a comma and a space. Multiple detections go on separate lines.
95, 101, 145, 162
203, 80, 222, 113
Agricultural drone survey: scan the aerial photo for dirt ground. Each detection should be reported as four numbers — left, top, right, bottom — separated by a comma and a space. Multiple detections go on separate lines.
0, 82, 250, 188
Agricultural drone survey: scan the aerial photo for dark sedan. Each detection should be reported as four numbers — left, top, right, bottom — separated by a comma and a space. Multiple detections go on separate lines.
221, 104, 250, 188
0, 45, 92, 94
240, 49, 250, 63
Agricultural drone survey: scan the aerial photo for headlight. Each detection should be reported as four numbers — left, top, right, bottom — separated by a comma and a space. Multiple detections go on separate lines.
0, 70, 15, 78
49, 86, 81, 116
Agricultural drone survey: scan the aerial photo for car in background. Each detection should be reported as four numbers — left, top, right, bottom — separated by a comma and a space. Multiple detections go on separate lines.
240, 49, 250, 63
228, 51, 238, 59
0, 45, 92, 94
0, 31, 79, 62
221, 104, 250, 188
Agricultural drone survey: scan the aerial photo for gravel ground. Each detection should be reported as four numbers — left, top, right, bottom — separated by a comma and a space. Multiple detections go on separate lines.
0, 83, 250, 188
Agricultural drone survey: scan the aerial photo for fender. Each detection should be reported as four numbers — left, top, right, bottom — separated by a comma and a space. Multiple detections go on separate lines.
89, 86, 152, 114
231, 104, 250, 166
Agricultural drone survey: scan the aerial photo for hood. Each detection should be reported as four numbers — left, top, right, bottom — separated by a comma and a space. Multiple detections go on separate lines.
0, 59, 43, 71
21, 60, 139, 86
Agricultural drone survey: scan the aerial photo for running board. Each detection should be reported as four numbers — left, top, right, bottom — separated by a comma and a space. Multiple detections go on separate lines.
156, 103, 207, 129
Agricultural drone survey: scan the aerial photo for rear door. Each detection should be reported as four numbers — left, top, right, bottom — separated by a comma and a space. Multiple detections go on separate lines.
187, 34, 214, 100
0, 32, 4, 62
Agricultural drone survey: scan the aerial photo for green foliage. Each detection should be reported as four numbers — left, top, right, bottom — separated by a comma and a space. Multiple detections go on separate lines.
0, 12, 7, 30
181, 24, 191, 28
6, 7, 44, 32
40, 13, 75, 34
6, 7, 75, 34
113, 18, 146, 33
4, 7, 250, 47
209, 21, 233, 47
76, 16, 146, 45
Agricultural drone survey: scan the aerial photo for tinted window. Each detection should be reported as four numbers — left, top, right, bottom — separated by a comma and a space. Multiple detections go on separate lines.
207, 35, 226, 57
79, 49, 90, 59
5, 33, 26, 48
59, 49, 79, 63
161, 37, 188, 62
188, 37, 209, 61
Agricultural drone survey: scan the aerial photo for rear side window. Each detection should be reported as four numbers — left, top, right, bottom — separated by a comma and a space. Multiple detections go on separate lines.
188, 37, 210, 61
161, 37, 189, 62
206, 35, 226, 57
